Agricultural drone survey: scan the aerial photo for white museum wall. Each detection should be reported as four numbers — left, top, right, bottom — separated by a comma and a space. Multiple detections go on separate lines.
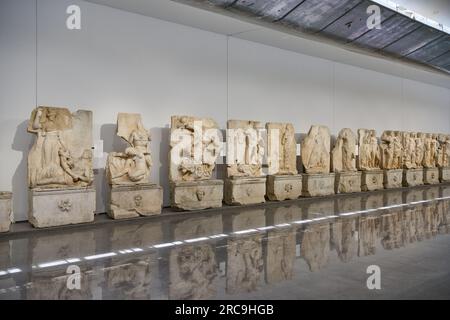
1, 0, 449, 222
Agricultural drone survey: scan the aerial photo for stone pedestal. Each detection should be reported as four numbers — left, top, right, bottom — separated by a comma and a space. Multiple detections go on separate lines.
266, 175, 302, 201
0, 192, 12, 233
224, 177, 266, 205
302, 173, 335, 197
361, 170, 384, 191
403, 168, 424, 187
424, 168, 439, 185
109, 184, 162, 219
383, 169, 403, 189
335, 171, 361, 194
439, 167, 450, 183
29, 188, 95, 228
171, 179, 223, 211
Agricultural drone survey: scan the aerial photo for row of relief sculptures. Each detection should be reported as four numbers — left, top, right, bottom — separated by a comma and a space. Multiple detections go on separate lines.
1, 106, 450, 231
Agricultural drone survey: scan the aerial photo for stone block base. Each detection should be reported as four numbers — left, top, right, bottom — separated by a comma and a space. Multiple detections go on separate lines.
171, 180, 223, 211
361, 170, 384, 191
424, 168, 439, 185
266, 175, 302, 201
383, 169, 403, 189
109, 184, 162, 219
29, 188, 95, 228
403, 168, 424, 187
0, 192, 12, 233
440, 167, 450, 182
224, 177, 266, 205
302, 173, 335, 197
335, 171, 361, 194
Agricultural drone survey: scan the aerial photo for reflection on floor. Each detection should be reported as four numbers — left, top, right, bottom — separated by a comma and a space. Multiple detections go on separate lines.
1, 185, 450, 300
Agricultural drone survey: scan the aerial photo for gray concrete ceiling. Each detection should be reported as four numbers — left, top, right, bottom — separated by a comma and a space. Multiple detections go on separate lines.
181, 0, 450, 74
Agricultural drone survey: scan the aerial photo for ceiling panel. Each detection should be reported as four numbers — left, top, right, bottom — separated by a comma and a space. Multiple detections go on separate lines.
407, 35, 450, 62
352, 14, 421, 49
230, 0, 305, 21
320, 0, 395, 42
429, 51, 450, 70
383, 25, 443, 56
280, 0, 363, 33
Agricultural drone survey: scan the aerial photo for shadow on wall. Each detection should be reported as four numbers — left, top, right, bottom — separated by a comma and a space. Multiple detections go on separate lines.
11, 120, 34, 222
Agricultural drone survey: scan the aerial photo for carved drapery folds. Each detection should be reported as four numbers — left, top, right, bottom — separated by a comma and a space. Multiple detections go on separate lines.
301, 125, 331, 174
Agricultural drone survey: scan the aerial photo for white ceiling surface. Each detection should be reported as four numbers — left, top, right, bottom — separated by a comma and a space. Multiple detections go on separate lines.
394, 0, 450, 26
85, 0, 450, 89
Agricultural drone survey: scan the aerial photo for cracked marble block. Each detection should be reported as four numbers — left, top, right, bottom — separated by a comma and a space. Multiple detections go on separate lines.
169, 116, 223, 210
424, 167, 439, 185
109, 184, 163, 219
440, 167, 450, 182
383, 169, 403, 189
266, 175, 302, 201
106, 113, 162, 218
171, 180, 223, 211
27, 107, 95, 228
0, 192, 12, 233
361, 170, 384, 191
335, 171, 361, 194
29, 188, 95, 228
403, 168, 424, 187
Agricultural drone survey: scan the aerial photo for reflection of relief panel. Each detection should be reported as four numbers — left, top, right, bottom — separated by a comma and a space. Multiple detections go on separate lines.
380, 211, 405, 250
225, 209, 266, 233
358, 215, 381, 257
171, 215, 223, 241
226, 235, 263, 295
331, 217, 358, 263
300, 223, 330, 272
0, 192, 12, 233
109, 221, 163, 251
103, 256, 156, 300
265, 228, 296, 284
169, 244, 218, 300
266, 205, 302, 225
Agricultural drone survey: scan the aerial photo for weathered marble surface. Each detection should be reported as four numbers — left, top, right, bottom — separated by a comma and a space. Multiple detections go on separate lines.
332, 128, 357, 173
331, 217, 358, 263
266, 122, 297, 175
424, 167, 440, 185
224, 177, 266, 205
266, 174, 302, 201
436, 134, 450, 168
361, 170, 384, 191
403, 168, 424, 187
402, 132, 424, 169
335, 171, 361, 194
423, 133, 439, 168
357, 129, 381, 171
28, 107, 93, 189
302, 173, 335, 197
227, 120, 264, 178
229, 209, 266, 231
109, 184, 162, 219
226, 235, 263, 294
301, 125, 331, 174
383, 169, 403, 189
301, 223, 330, 272
0, 192, 12, 233
380, 131, 403, 170
171, 180, 223, 210
439, 167, 450, 182
267, 205, 302, 225
358, 215, 380, 257
170, 115, 222, 182
106, 113, 153, 185
29, 188, 95, 228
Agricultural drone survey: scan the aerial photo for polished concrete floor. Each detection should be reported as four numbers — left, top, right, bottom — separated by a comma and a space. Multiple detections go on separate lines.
0, 184, 449, 300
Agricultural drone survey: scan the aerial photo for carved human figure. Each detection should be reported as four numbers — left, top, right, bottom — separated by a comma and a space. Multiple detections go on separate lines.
28, 107, 93, 188
266, 122, 297, 175
381, 131, 403, 170
227, 120, 264, 178
170, 116, 222, 182
415, 133, 424, 168
392, 131, 403, 169
331, 128, 356, 173
358, 129, 380, 171
107, 114, 153, 185
423, 133, 436, 168
301, 125, 331, 174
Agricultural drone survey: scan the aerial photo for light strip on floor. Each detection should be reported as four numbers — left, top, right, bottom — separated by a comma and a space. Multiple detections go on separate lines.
7, 268, 21, 274
153, 242, 175, 249
293, 219, 313, 224
66, 258, 81, 263
84, 252, 116, 260
185, 237, 209, 243
257, 226, 275, 231
275, 223, 292, 228
0, 271, 7, 276
38, 260, 67, 268
209, 234, 228, 239
233, 229, 258, 235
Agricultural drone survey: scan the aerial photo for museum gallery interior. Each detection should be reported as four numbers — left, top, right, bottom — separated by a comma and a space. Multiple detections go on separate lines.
0, 0, 450, 300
